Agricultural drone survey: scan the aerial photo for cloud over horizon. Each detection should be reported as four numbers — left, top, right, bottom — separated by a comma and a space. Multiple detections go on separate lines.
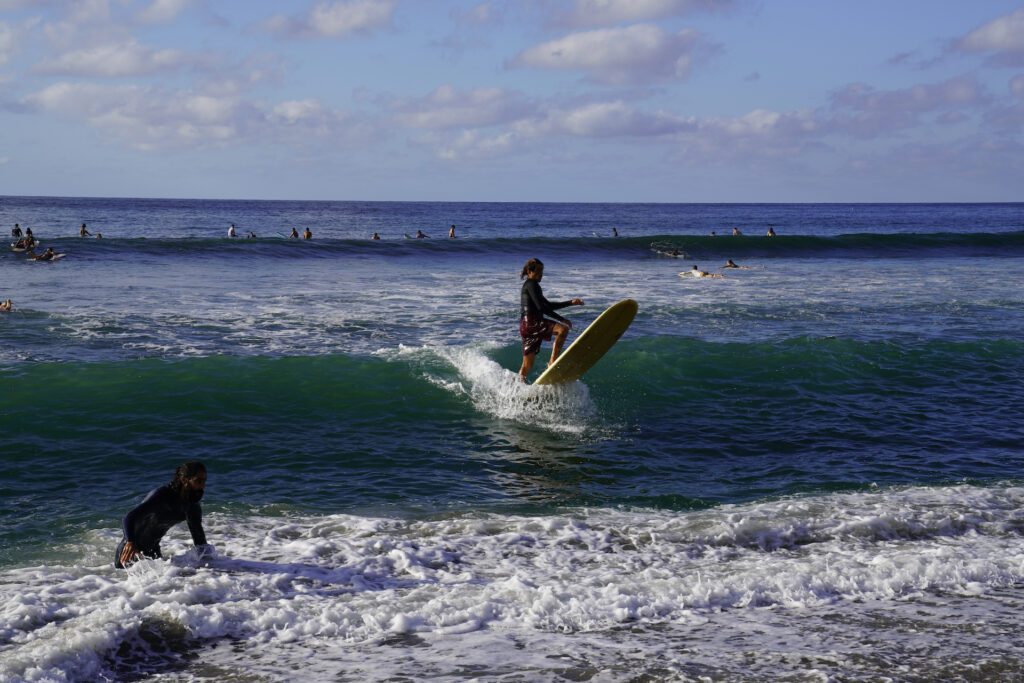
512, 24, 716, 84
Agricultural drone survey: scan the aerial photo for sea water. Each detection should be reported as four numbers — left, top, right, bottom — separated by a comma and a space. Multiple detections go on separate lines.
1, 197, 1023, 681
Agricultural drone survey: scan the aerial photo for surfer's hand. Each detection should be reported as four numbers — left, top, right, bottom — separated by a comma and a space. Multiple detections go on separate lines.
120, 541, 140, 565
572, 298, 584, 306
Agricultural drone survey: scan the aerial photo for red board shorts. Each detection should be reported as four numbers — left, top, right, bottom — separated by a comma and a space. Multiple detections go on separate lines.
520, 315, 555, 356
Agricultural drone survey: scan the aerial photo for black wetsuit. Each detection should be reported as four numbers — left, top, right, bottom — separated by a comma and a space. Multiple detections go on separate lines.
114, 485, 206, 568
11, 226, 22, 238
520, 278, 571, 324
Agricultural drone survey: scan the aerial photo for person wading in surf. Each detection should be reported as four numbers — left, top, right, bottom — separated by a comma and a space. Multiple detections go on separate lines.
114, 461, 211, 568
518, 258, 584, 381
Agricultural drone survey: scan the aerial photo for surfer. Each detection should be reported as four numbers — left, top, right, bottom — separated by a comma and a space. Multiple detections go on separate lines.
303, 227, 312, 239
32, 248, 57, 261
289, 228, 299, 238
247, 231, 256, 238
228, 224, 237, 238
518, 258, 584, 381
685, 265, 723, 278
0, 298, 11, 312
416, 230, 429, 238
115, 461, 210, 568
371, 232, 380, 240
449, 225, 456, 238
720, 259, 747, 269
732, 227, 742, 236
79, 223, 92, 237
766, 226, 776, 237
11, 224, 22, 238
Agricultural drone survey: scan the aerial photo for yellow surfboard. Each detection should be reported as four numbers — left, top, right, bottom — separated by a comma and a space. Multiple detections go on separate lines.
533, 299, 638, 385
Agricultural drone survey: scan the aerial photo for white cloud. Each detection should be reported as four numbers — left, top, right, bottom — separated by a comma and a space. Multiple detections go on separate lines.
33, 39, 204, 77
512, 23, 714, 84
956, 7, 1024, 66
959, 7, 1024, 53
560, 0, 732, 27
412, 128, 517, 161
827, 75, 987, 137
135, 0, 191, 25
0, 22, 16, 65
515, 100, 692, 138
390, 84, 532, 128
263, 0, 396, 39
18, 81, 359, 150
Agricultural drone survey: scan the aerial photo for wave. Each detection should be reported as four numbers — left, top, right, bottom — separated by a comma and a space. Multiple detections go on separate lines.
6, 230, 1024, 262
2, 484, 1023, 682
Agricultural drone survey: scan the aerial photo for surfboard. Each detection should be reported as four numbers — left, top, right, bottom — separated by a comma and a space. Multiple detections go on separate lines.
533, 298, 638, 386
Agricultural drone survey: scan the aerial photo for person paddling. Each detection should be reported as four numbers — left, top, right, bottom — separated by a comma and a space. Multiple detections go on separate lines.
518, 258, 584, 381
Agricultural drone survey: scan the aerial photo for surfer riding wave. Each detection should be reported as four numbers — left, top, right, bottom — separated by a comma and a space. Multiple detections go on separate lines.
518, 258, 584, 381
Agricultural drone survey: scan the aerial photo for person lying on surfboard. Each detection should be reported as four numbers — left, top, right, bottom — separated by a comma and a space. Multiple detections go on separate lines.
518, 258, 584, 381
32, 248, 57, 261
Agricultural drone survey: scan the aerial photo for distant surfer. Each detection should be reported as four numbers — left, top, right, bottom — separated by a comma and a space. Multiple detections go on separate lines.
720, 259, 747, 269
32, 248, 57, 261
684, 265, 723, 278
612, 228, 619, 237
228, 224, 236, 238
79, 223, 92, 237
371, 232, 380, 240
247, 231, 256, 238
289, 228, 299, 238
449, 225, 456, 238
115, 461, 210, 569
416, 230, 429, 238
766, 226, 776, 237
0, 298, 11, 312
303, 227, 312, 239
518, 258, 584, 381
11, 224, 22, 238
732, 227, 742, 236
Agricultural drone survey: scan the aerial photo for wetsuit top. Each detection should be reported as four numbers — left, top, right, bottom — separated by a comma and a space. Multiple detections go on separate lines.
521, 278, 571, 324
11, 227, 21, 237
121, 485, 206, 553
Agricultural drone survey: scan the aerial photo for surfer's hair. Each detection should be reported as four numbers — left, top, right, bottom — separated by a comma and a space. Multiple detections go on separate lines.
170, 461, 206, 493
520, 258, 544, 279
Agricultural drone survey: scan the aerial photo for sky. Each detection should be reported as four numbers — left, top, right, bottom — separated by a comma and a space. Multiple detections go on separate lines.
1, 0, 1023, 202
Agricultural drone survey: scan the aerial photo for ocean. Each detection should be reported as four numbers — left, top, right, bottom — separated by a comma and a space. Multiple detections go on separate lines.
1, 197, 1023, 682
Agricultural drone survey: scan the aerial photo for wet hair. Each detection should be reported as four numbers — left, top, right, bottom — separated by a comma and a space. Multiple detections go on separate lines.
520, 258, 544, 280
169, 461, 206, 493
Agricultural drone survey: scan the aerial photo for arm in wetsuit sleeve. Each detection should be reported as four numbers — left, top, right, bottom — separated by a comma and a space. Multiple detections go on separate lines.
186, 503, 207, 546
523, 280, 570, 324
122, 487, 162, 545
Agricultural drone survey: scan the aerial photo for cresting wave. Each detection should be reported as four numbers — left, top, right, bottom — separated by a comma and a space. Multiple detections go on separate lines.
2, 484, 1022, 682
5, 230, 1024, 262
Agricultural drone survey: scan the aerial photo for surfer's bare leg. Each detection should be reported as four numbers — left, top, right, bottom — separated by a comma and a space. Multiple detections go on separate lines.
519, 352, 536, 381
549, 323, 569, 365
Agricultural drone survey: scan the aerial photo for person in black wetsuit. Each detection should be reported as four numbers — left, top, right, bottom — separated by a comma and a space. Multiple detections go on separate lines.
114, 461, 209, 568
518, 258, 584, 381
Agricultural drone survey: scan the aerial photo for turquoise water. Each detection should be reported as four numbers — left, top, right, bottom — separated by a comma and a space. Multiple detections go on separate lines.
1, 198, 1023, 681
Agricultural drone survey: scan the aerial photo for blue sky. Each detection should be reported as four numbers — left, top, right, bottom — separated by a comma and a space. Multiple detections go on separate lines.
1, 0, 1023, 201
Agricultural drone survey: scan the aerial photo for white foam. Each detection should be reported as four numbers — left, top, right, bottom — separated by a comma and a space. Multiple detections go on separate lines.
3, 484, 1024, 682
385, 343, 597, 433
